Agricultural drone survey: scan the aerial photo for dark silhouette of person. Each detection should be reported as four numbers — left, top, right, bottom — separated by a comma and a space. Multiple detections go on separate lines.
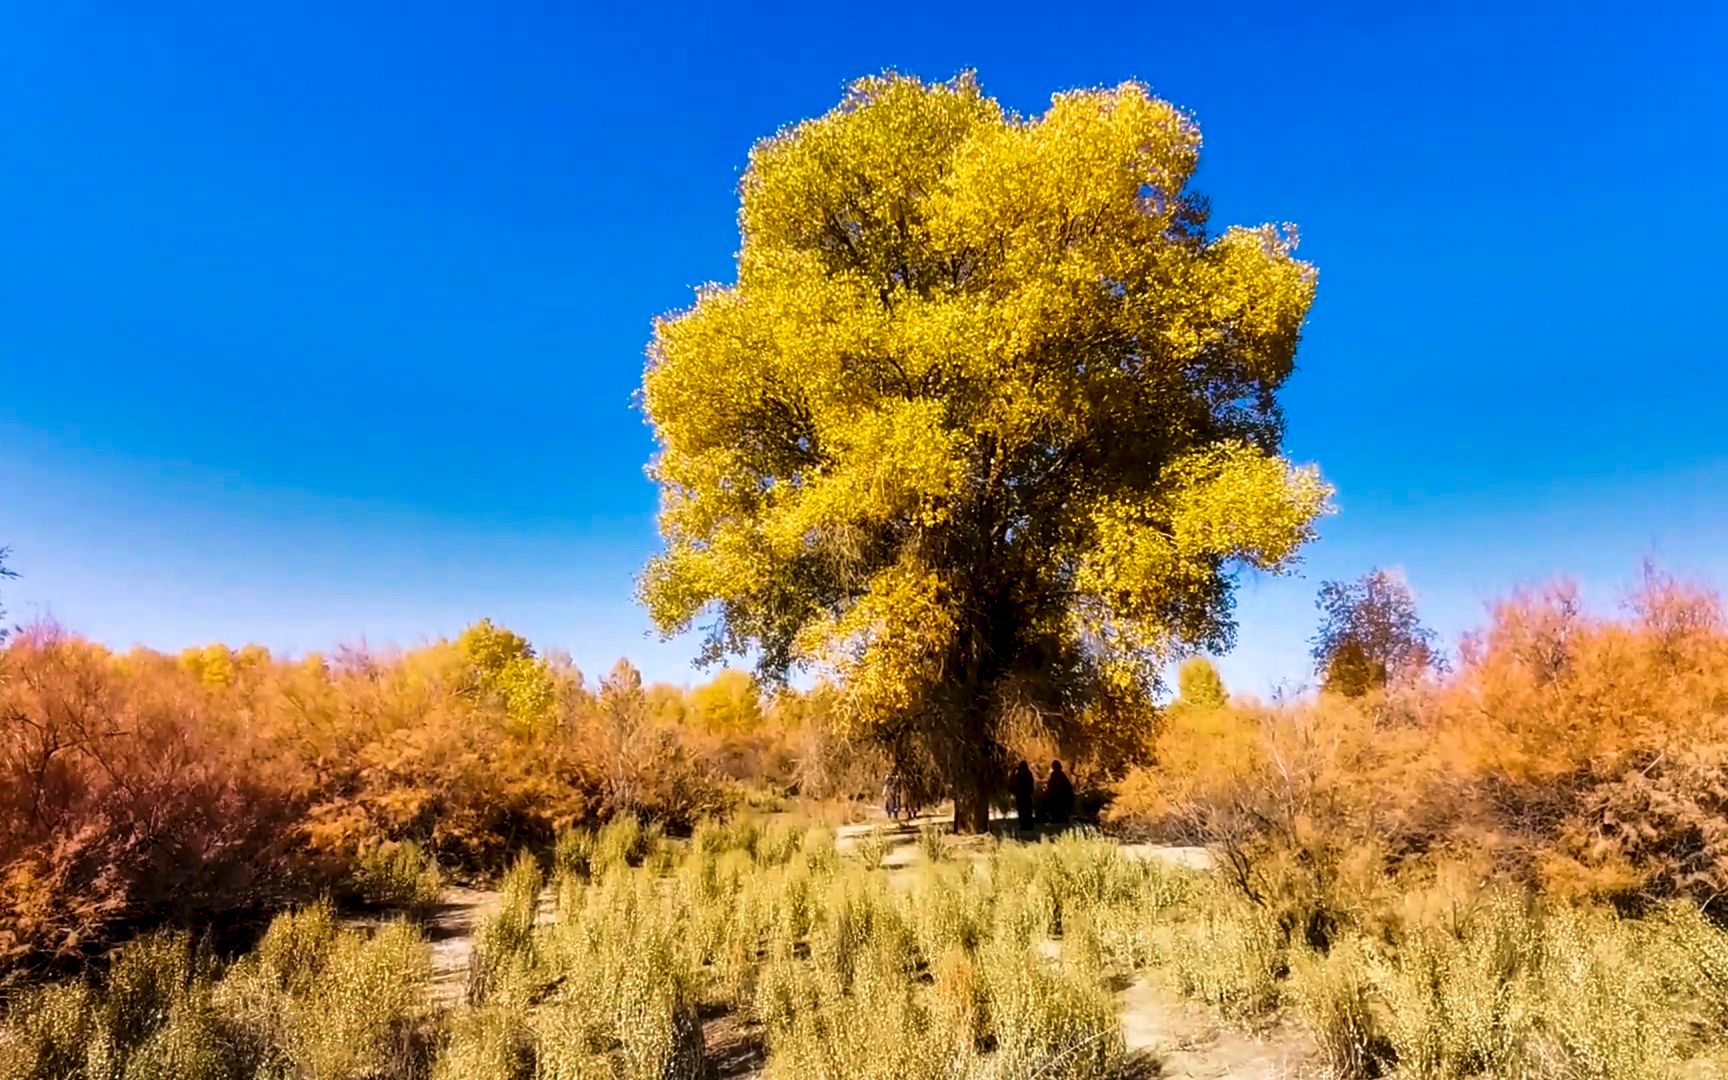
1010, 760, 1037, 832
1042, 760, 1074, 827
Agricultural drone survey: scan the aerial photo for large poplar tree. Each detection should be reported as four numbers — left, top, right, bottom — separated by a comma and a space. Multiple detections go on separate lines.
641, 74, 1330, 830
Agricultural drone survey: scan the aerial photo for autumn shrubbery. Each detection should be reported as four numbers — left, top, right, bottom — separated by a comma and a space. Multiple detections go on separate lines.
0, 629, 308, 977
1109, 567, 1728, 917
0, 619, 859, 976
1089, 567, 1728, 1075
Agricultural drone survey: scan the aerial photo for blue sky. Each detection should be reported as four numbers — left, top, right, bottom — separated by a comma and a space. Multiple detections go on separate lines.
3, 5, 1724, 694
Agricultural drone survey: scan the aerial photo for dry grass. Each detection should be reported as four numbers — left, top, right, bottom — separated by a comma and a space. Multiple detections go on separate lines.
0, 903, 430, 1080
7, 820, 1728, 1077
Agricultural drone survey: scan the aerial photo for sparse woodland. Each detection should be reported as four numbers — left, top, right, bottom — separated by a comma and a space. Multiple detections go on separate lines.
8, 74, 1728, 1079
7, 567, 1728, 1078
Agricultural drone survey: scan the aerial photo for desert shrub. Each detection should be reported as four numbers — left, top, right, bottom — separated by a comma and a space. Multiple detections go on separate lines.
1658, 900, 1728, 1033
917, 821, 947, 864
852, 830, 890, 871
1533, 905, 1677, 1080
0, 981, 97, 1079
1370, 886, 1540, 1076
910, 866, 988, 963
349, 840, 443, 913
431, 1005, 535, 1080
1288, 936, 1387, 1079
756, 822, 805, 866
0, 629, 308, 976
1546, 742, 1728, 913
1110, 567, 1728, 929
249, 901, 341, 995
977, 941, 1123, 1080
117, 996, 233, 1080
0, 617, 788, 976
281, 919, 431, 1080
100, 932, 203, 1055
453, 857, 711, 1079
1166, 892, 1285, 1018
467, 855, 544, 1005
929, 946, 987, 1062
591, 816, 660, 878
1104, 695, 1265, 840
0, 906, 428, 1080
552, 826, 594, 880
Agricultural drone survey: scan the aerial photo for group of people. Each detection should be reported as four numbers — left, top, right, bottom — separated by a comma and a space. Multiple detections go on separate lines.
881, 769, 922, 822
879, 757, 1075, 830
1009, 758, 1073, 833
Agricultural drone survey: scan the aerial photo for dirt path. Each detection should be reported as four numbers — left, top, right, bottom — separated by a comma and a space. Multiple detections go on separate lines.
421, 887, 497, 1006
1118, 975, 1316, 1079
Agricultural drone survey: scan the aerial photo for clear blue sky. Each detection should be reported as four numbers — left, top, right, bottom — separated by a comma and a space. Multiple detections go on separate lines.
3, 5, 1724, 695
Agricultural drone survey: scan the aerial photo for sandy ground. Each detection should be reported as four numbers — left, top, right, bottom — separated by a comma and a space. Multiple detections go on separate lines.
1118, 975, 1318, 1079
421, 887, 496, 1006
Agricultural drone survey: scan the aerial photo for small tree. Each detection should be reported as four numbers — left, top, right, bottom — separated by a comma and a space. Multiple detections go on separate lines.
1311, 569, 1438, 696
641, 74, 1330, 830
1175, 657, 1228, 711
0, 547, 16, 643
688, 669, 765, 734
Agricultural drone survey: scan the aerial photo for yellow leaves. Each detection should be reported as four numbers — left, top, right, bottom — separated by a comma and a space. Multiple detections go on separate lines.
932, 82, 1199, 282
742, 73, 999, 283
456, 619, 560, 731
769, 399, 963, 544
794, 562, 958, 737
1075, 443, 1332, 658
1164, 442, 1332, 569
179, 644, 238, 688
687, 669, 764, 735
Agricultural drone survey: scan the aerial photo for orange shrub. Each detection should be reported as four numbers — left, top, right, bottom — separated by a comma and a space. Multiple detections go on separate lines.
1109, 566, 1728, 915
0, 622, 772, 977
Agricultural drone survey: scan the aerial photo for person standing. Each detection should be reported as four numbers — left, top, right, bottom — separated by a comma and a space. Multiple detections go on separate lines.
1010, 760, 1037, 833
1042, 760, 1074, 828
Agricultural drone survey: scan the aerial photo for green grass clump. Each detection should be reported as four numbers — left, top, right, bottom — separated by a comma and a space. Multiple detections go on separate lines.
352, 840, 443, 913
467, 854, 544, 1006
0, 906, 428, 1080
0, 982, 97, 1079
1287, 936, 1384, 1078
978, 941, 1124, 1080
1166, 893, 1285, 1019
852, 829, 890, 871
431, 1005, 534, 1080
552, 826, 595, 881
917, 821, 948, 864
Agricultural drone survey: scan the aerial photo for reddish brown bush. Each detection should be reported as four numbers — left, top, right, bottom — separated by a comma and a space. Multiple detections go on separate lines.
0, 627, 306, 976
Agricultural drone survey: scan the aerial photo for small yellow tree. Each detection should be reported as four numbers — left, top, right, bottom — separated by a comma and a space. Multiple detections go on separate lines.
688, 669, 764, 734
456, 619, 559, 730
642, 74, 1330, 830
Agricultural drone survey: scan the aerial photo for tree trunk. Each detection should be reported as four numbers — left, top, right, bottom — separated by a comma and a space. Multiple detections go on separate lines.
951, 750, 994, 834
947, 610, 1005, 835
